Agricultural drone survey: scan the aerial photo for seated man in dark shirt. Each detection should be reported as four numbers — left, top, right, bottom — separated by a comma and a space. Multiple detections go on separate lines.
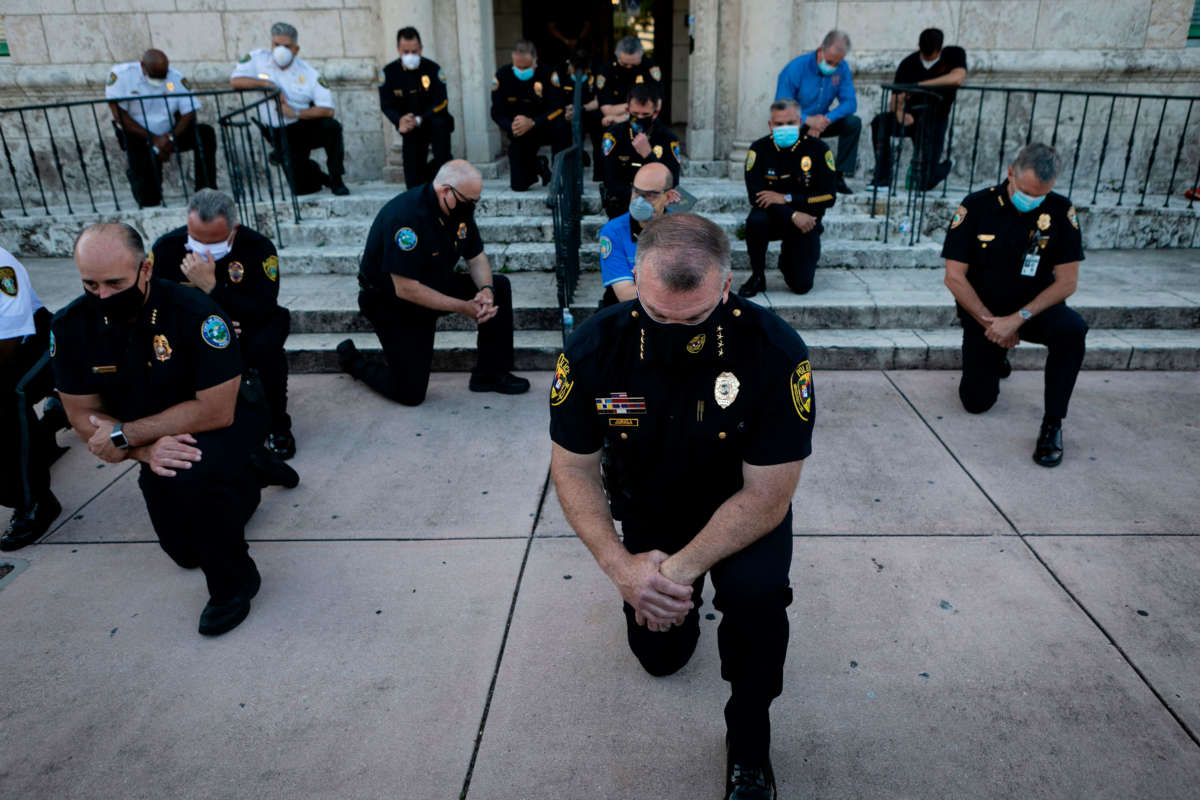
869, 28, 966, 191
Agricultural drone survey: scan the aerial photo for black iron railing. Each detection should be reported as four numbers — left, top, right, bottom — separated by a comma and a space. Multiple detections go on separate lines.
549, 79, 585, 346
870, 83, 1200, 242
0, 89, 300, 241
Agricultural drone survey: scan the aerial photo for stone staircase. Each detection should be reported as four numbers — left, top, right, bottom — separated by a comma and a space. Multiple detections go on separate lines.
3, 176, 1199, 373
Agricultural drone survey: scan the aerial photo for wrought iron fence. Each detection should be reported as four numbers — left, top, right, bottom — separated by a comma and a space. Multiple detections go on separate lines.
549, 79, 585, 346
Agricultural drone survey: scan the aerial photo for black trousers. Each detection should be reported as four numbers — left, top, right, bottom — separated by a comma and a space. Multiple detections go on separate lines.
581, 109, 604, 182
505, 119, 571, 191
353, 273, 515, 406
239, 307, 291, 435
0, 308, 54, 512
621, 507, 793, 766
262, 118, 346, 195
744, 208, 822, 294
959, 303, 1088, 419
870, 111, 950, 189
136, 405, 264, 603
120, 123, 217, 208
804, 114, 861, 175
400, 115, 453, 187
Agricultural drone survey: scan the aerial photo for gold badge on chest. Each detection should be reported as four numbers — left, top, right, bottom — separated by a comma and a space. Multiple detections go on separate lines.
687, 334, 705, 354
714, 371, 740, 409
800, 155, 812, 172
421, 74, 431, 90
1037, 213, 1051, 231
153, 334, 172, 362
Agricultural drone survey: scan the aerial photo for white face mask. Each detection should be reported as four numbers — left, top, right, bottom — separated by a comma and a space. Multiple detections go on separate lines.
186, 235, 232, 263
920, 56, 940, 70
400, 53, 421, 70
272, 45, 295, 68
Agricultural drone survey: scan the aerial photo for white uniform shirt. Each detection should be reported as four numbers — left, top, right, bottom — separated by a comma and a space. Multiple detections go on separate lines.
0, 247, 44, 342
231, 49, 335, 128
105, 62, 201, 136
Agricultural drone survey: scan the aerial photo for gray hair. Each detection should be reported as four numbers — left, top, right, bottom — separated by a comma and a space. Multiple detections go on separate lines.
512, 39, 537, 58
188, 189, 238, 226
1013, 143, 1063, 183
821, 30, 851, 53
770, 98, 801, 114
616, 36, 644, 56
271, 22, 298, 42
434, 159, 481, 189
635, 213, 732, 289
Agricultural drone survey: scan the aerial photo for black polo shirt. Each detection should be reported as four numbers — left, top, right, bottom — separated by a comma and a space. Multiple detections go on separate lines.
941, 183, 1084, 316
596, 57, 662, 108
549, 63, 597, 107
549, 295, 814, 529
379, 56, 451, 127
602, 119, 681, 196
490, 63, 566, 131
150, 224, 280, 329
358, 183, 484, 295
893, 46, 967, 120
50, 279, 241, 422
744, 133, 838, 223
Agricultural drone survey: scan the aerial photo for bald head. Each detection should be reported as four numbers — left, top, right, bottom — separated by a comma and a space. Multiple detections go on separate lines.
74, 223, 149, 299
634, 162, 673, 193
141, 49, 168, 80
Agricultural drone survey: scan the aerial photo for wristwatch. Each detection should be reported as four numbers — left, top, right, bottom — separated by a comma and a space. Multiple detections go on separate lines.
110, 422, 130, 451
1018, 308, 1032, 321
784, 193, 793, 203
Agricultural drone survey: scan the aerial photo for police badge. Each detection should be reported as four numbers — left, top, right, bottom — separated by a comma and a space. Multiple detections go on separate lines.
714, 372, 740, 408
153, 334, 172, 362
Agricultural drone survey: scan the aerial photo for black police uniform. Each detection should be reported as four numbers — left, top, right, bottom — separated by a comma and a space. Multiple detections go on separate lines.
50, 279, 265, 607
871, 46, 966, 189
150, 225, 292, 440
940, 184, 1087, 418
595, 56, 663, 113
379, 57, 454, 187
490, 64, 571, 191
550, 62, 603, 182
743, 132, 838, 295
350, 183, 516, 405
601, 119, 681, 219
549, 295, 815, 769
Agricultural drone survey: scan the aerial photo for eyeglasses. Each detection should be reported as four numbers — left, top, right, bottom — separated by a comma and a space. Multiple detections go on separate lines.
631, 186, 664, 200
447, 185, 478, 213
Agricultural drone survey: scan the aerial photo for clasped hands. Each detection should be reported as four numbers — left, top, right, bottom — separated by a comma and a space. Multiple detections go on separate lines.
980, 312, 1023, 348
86, 416, 202, 477
614, 549, 695, 634
461, 288, 498, 324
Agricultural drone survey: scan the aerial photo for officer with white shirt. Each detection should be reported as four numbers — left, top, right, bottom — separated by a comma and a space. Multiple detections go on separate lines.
230, 22, 349, 196
106, 49, 217, 208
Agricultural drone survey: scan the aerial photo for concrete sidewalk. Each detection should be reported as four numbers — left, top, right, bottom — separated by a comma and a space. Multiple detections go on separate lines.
1, 371, 1199, 799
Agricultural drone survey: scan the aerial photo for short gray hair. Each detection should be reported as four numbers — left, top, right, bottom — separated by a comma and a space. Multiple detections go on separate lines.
770, 98, 801, 114
616, 36, 644, 56
188, 189, 238, 226
821, 30, 851, 53
271, 22, 298, 42
512, 39, 537, 58
635, 213, 731, 289
1013, 143, 1063, 183
434, 159, 481, 189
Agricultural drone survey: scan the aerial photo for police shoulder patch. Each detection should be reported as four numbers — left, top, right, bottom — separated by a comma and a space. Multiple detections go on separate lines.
599, 235, 613, 260
671, 141, 681, 162
262, 254, 279, 281
824, 149, 835, 171
438, 68, 446, 84
790, 360, 813, 421
106, 71, 118, 86
239, 53, 251, 63
602, 132, 616, 157
0, 266, 18, 297
317, 76, 329, 89
550, 353, 574, 406
491, 75, 500, 91
650, 66, 662, 82
950, 205, 967, 229
396, 227, 418, 251
201, 315, 231, 349
745, 148, 757, 172
596, 74, 606, 89
49, 330, 56, 358
1068, 205, 1079, 230
378, 69, 386, 86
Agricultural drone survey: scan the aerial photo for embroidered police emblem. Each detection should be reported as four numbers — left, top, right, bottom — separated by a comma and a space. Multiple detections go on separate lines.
550, 353, 574, 406
824, 150, 835, 171
438, 69, 446, 84
228, 261, 245, 284
790, 360, 813, 420
457, 222, 468, 240
599, 235, 613, 259
49, 331, 56, 358
687, 334, 706, 354
951, 205, 967, 229
602, 132, 616, 157
714, 372, 740, 409
422, 74, 431, 90
491, 75, 499, 91
396, 228, 418, 251
239, 53, 251, 63
153, 334, 172, 362
262, 255, 279, 281
801, 156, 812, 172
0, 267, 17, 297
378, 69, 386, 86
745, 150, 756, 172
672, 142, 681, 162
201, 315, 231, 349
1068, 206, 1079, 230
317, 76, 329, 89
181, 77, 192, 90
106, 72, 118, 86
650, 66, 662, 82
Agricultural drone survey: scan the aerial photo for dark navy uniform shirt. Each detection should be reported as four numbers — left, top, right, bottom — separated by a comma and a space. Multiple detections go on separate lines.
596, 57, 662, 108
549, 295, 814, 529
379, 56, 451, 127
941, 183, 1084, 316
744, 133, 838, 224
602, 119, 681, 197
358, 183, 484, 296
50, 279, 241, 422
150, 225, 280, 329
549, 63, 597, 107
490, 64, 566, 131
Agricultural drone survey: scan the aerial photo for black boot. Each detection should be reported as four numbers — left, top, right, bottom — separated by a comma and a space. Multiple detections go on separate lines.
1, 492, 62, 551
738, 272, 767, 298
1033, 418, 1063, 467
725, 739, 776, 800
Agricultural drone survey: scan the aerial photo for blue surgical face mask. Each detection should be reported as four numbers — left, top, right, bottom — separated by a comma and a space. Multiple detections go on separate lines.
513, 65, 535, 81
629, 195, 655, 222
772, 125, 800, 148
817, 60, 837, 76
1011, 189, 1046, 213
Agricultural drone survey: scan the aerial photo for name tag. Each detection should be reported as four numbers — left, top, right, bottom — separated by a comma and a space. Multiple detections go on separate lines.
91, 365, 118, 374
1021, 253, 1040, 277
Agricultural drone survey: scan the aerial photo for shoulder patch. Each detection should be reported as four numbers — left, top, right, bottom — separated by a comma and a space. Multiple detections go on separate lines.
180, 76, 192, 91
790, 360, 813, 421
602, 132, 616, 157
201, 315, 231, 349
649, 65, 662, 82
824, 149, 835, 171
317, 76, 329, 89
396, 227, 418, 251
1068, 205, 1079, 230
239, 53, 251, 64
550, 353, 574, 406
599, 235, 613, 260
491, 75, 500, 91
438, 68, 446, 84
106, 71, 118, 86
672, 141, 681, 162
49, 330, 56, 358
745, 149, 756, 172
596, 74, 606, 90
262, 254, 279, 281
950, 205, 967, 229
0, 266, 18, 297
378, 69, 387, 86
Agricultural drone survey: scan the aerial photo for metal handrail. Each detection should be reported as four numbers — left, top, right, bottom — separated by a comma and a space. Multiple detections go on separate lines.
550, 79, 585, 346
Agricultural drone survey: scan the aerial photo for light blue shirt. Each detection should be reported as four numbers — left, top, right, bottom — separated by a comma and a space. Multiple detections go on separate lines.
599, 213, 638, 288
775, 51, 857, 123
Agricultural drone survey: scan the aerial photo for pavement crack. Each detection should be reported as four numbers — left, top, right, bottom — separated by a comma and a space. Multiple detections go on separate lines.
42, 462, 138, 541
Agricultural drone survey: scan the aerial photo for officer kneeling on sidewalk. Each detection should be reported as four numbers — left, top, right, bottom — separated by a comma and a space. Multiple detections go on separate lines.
52, 223, 268, 636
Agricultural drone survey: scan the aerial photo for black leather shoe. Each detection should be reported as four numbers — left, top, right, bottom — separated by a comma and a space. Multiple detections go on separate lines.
538, 155, 552, 186
250, 447, 300, 489
40, 396, 70, 432
726, 754, 776, 800
1033, 421, 1064, 467
1, 492, 62, 552
330, 179, 350, 196
336, 339, 360, 374
998, 357, 1012, 379
469, 372, 531, 395
266, 430, 296, 460
198, 563, 261, 636
834, 174, 853, 194
738, 272, 767, 297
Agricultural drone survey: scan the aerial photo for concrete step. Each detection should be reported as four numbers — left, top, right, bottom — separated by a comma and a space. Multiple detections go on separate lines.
285, 327, 1200, 373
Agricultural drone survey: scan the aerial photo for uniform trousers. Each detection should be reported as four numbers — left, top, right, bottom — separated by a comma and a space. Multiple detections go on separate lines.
621, 506, 794, 766
745, 208, 822, 294
399, 115, 453, 188
870, 111, 950, 189
136, 403, 264, 603
120, 122, 217, 208
354, 273, 515, 406
581, 109, 605, 182
804, 115, 862, 176
239, 307, 292, 435
262, 118, 346, 195
0, 308, 54, 512
959, 303, 1088, 419
506, 119, 571, 191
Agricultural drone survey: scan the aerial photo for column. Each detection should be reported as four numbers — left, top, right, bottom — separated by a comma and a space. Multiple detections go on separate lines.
455, 0, 499, 164
729, 0, 795, 168
687, 0, 720, 161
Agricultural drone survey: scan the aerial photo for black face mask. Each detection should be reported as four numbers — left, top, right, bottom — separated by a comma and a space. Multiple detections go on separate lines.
637, 297, 725, 367
83, 274, 147, 322
446, 187, 477, 223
